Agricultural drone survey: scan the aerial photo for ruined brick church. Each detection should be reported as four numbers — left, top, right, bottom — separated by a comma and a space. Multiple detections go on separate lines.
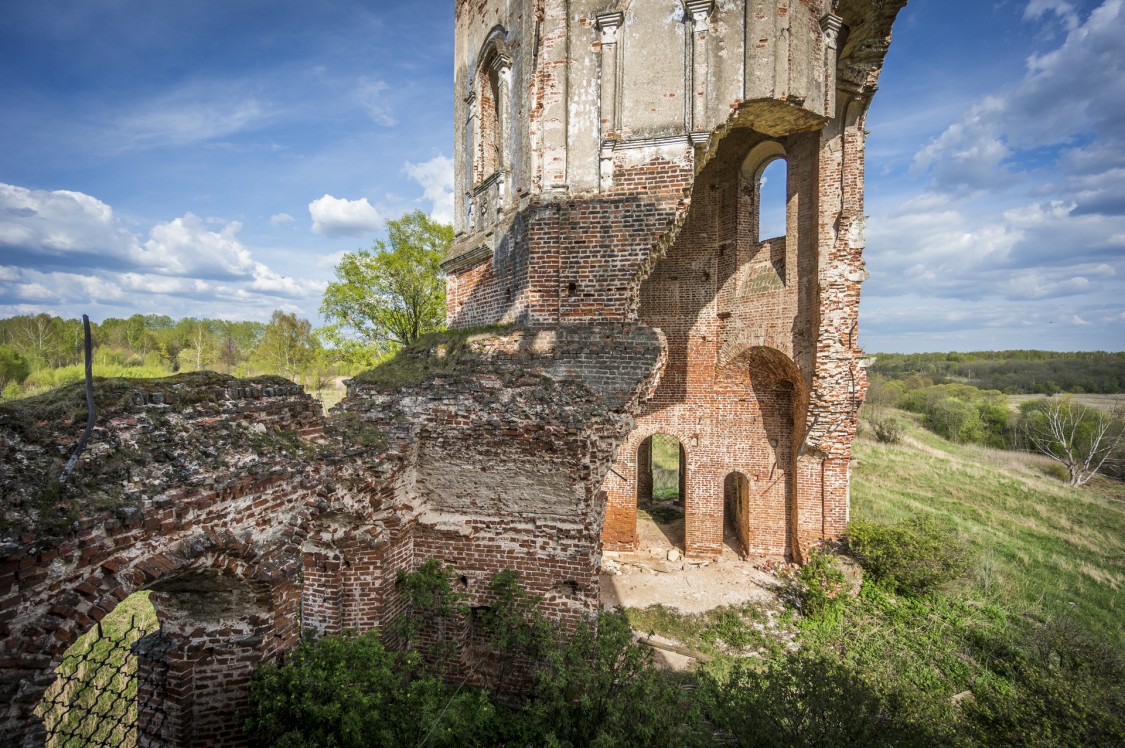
1, 1, 903, 744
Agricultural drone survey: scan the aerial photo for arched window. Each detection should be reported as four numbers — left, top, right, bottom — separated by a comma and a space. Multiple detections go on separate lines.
739, 141, 788, 245
474, 57, 502, 184
469, 29, 511, 189
757, 158, 787, 241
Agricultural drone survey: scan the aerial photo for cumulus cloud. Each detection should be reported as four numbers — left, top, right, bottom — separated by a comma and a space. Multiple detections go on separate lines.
864, 2, 1125, 351
0, 182, 143, 269
141, 213, 257, 279
914, 1, 1125, 203
308, 194, 382, 237
0, 181, 325, 320
404, 156, 455, 224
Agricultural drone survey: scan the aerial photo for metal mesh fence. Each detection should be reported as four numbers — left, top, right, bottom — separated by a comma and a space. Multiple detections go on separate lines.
37, 616, 170, 747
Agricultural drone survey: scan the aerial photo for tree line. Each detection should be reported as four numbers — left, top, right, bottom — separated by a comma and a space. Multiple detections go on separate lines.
0, 311, 338, 400
866, 374, 1125, 485
868, 350, 1125, 394
0, 211, 453, 402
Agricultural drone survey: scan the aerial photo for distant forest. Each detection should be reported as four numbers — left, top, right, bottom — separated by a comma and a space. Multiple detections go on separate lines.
868, 351, 1125, 395
0, 312, 367, 402
3, 311, 1124, 401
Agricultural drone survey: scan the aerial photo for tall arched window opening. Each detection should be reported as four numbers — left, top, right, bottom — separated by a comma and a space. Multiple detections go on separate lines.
723, 472, 750, 557
757, 157, 787, 242
474, 59, 502, 184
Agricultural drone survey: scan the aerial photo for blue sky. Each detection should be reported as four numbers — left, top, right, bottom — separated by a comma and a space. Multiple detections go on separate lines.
1, 0, 1122, 353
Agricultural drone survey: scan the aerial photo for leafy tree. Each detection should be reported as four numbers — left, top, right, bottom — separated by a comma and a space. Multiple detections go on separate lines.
1021, 397, 1125, 486
321, 211, 451, 352
252, 311, 319, 381
0, 344, 31, 392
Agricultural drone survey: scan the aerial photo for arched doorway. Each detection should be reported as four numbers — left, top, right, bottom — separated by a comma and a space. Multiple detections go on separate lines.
723, 471, 750, 557
636, 433, 686, 551
36, 591, 163, 746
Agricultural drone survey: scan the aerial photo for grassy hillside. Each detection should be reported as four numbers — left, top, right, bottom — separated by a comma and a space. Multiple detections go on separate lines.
852, 411, 1125, 646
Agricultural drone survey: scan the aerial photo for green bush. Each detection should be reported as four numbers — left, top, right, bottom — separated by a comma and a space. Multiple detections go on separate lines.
702, 647, 944, 748
872, 415, 906, 444
794, 549, 849, 619
248, 566, 711, 747
244, 631, 498, 748
528, 610, 710, 748
962, 614, 1125, 746
847, 517, 970, 596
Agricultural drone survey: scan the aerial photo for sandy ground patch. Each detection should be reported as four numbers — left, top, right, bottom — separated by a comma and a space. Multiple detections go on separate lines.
599, 505, 783, 615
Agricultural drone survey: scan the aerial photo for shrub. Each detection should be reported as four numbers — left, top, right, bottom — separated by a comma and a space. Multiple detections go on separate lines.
963, 614, 1125, 746
847, 517, 970, 596
248, 567, 711, 747
702, 647, 944, 748
528, 609, 710, 748
244, 631, 498, 748
793, 549, 849, 619
872, 415, 906, 444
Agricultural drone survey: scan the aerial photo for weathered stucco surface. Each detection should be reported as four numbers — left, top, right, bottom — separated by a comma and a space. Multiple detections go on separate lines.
1, 2, 905, 744
449, 0, 904, 561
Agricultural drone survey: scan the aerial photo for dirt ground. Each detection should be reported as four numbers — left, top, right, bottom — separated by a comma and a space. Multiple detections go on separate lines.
599, 506, 784, 614
598, 505, 790, 669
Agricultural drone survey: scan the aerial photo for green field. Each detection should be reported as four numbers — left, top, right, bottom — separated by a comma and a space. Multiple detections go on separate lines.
852, 411, 1125, 646
650, 433, 681, 500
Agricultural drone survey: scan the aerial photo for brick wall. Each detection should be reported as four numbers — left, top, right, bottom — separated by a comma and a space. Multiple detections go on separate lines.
0, 377, 321, 746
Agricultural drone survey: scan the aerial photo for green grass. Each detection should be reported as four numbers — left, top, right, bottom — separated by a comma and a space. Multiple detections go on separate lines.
852, 410, 1125, 647
650, 433, 680, 500
624, 602, 793, 659
638, 505, 682, 524
37, 592, 159, 747
350, 325, 512, 391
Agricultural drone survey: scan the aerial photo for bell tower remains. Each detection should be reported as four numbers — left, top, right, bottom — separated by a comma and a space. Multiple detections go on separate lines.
446, 0, 906, 561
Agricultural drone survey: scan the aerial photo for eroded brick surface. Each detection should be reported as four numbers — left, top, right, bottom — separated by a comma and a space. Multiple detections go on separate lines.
1, 1, 906, 743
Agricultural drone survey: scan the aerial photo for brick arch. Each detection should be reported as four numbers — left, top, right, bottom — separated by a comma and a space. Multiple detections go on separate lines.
0, 377, 322, 746
3, 529, 301, 748
724, 344, 809, 561
601, 424, 694, 553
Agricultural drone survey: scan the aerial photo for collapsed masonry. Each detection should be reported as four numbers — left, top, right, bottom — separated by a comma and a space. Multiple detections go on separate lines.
0, 1, 903, 744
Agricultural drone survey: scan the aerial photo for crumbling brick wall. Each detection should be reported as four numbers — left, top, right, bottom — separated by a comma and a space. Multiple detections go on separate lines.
0, 375, 322, 746
446, 0, 905, 561
1, 2, 907, 744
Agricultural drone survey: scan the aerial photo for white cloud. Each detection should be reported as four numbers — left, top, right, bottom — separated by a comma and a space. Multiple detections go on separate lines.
0, 181, 327, 321
109, 81, 273, 152
404, 156, 455, 224
1024, 0, 1080, 30
356, 78, 397, 127
0, 182, 142, 266
863, 1, 1125, 352
308, 194, 382, 237
270, 212, 296, 226
141, 213, 257, 278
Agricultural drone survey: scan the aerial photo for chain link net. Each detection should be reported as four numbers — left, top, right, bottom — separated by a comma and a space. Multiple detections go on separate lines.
36, 615, 170, 747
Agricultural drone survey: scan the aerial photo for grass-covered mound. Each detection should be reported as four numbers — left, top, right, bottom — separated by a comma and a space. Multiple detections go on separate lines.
0, 372, 310, 540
